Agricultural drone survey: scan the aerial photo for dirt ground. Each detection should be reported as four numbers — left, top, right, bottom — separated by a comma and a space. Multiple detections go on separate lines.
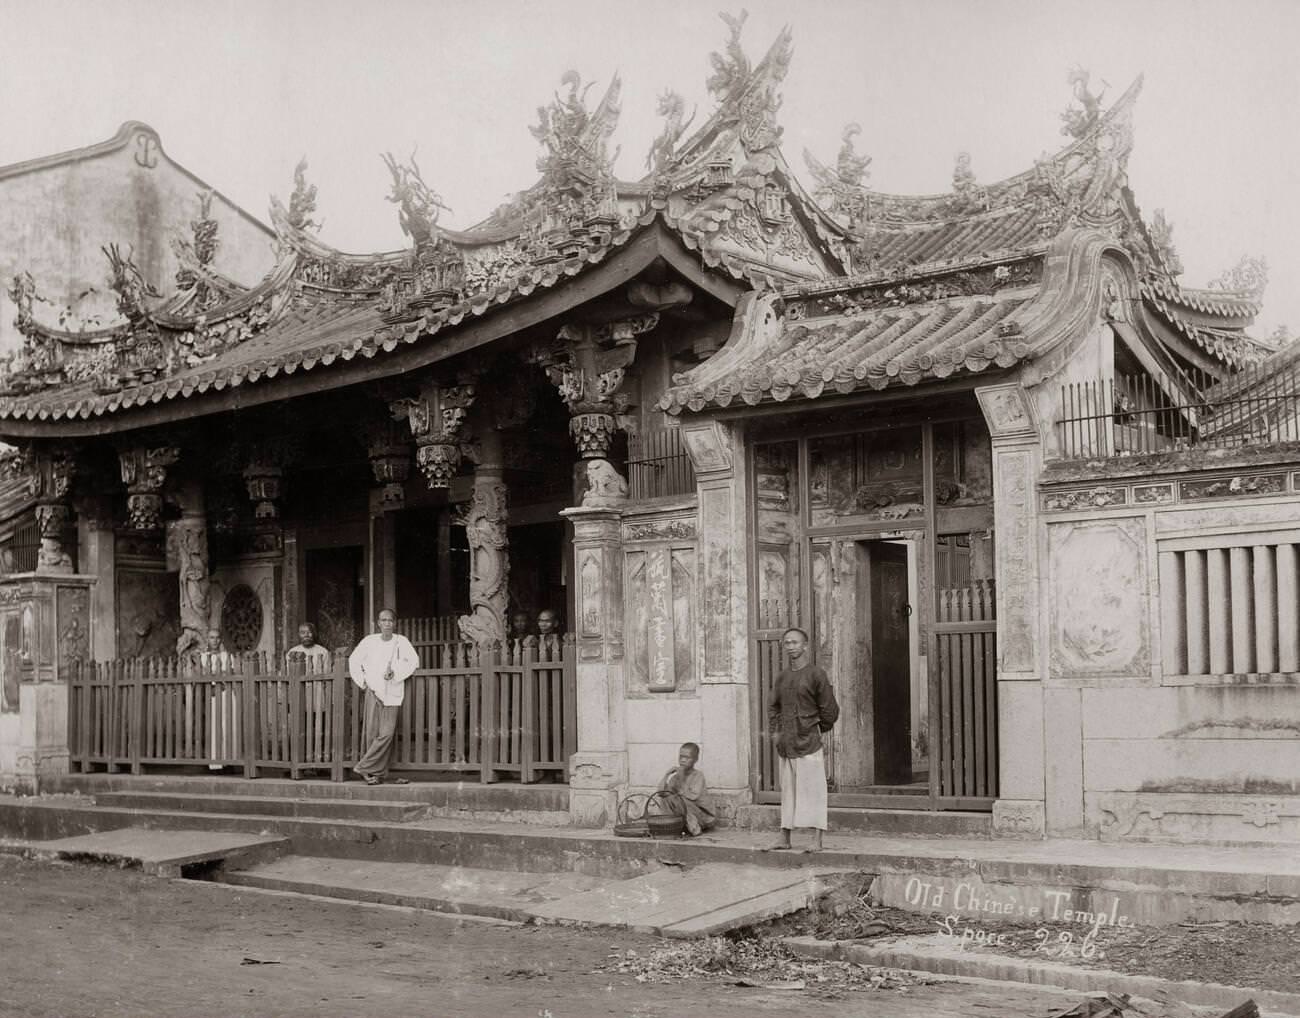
763, 876, 1300, 995
0, 855, 1083, 1018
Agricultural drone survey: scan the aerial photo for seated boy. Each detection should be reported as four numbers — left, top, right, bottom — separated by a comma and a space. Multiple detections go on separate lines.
656, 742, 716, 836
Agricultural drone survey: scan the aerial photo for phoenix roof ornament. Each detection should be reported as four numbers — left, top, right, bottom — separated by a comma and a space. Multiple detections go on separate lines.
287, 157, 319, 232
382, 151, 450, 249
1061, 67, 1106, 140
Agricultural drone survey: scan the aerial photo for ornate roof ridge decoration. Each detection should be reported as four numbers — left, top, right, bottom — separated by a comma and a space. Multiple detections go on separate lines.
810, 74, 1143, 232
1143, 276, 1261, 319
1206, 254, 1269, 301
660, 228, 1144, 414
0, 209, 774, 423
287, 157, 320, 233
379, 152, 466, 320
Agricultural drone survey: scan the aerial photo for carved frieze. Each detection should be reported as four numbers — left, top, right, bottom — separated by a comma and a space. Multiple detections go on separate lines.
1042, 486, 1128, 512
1180, 473, 1287, 501
623, 517, 697, 544
1132, 484, 1174, 505
681, 420, 733, 475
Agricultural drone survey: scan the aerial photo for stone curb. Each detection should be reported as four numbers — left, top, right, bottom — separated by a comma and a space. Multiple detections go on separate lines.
781, 936, 1300, 1016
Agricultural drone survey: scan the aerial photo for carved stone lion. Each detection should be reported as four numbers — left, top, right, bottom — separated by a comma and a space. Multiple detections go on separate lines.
581, 459, 628, 507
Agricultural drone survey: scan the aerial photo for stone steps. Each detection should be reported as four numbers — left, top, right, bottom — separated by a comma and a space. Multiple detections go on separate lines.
5, 826, 290, 877
92, 791, 427, 823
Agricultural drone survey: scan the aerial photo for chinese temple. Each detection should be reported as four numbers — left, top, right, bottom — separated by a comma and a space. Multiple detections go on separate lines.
0, 19, 1296, 847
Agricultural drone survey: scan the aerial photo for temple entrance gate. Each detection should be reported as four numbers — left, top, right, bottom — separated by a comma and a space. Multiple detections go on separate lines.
749, 412, 999, 811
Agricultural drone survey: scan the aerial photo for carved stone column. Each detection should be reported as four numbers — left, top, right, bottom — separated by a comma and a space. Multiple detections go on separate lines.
559, 504, 627, 827
165, 482, 210, 658
976, 382, 1048, 839
456, 424, 508, 647
23, 446, 77, 575
538, 315, 657, 497
118, 446, 179, 532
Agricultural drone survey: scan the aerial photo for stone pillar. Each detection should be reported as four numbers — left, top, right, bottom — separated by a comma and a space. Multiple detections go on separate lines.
0, 573, 95, 793
976, 382, 1047, 839
559, 505, 627, 827
457, 426, 508, 647
681, 418, 752, 811
165, 482, 210, 658
76, 495, 117, 661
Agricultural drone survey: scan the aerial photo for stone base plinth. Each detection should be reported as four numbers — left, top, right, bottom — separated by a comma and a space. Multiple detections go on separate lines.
568, 750, 628, 828
993, 799, 1046, 839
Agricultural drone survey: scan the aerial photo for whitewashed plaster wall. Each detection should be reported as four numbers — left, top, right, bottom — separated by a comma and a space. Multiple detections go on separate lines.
0, 123, 275, 354
1039, 477, 1300, 844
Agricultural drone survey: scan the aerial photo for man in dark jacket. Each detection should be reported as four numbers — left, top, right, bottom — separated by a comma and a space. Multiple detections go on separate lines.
767, 627, 840, 852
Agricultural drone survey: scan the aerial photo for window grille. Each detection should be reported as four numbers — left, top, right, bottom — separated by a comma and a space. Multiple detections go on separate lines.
1159, 536, 1300, 677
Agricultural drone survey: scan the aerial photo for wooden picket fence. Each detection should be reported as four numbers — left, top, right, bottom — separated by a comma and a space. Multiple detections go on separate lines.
68, 636, 577, 783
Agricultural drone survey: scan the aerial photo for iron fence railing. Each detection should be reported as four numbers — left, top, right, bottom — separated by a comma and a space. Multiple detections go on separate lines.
628, 427, 696, 500
1056, 365, 1300, 460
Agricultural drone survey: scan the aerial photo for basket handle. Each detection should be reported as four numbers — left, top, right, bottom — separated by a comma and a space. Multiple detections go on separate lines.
616, 792, 651, 824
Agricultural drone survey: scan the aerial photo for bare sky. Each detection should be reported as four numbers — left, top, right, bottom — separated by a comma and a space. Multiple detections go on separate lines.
1, 0, 1296, 336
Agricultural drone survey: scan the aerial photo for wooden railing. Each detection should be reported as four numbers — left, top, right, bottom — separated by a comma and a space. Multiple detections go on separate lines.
69, 637, 577, 783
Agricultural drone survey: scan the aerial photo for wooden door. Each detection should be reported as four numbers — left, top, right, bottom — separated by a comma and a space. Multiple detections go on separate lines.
868, 542, 912, 784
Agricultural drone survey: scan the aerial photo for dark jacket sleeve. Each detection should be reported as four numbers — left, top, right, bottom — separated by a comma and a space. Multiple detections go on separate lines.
814, 668, 840, 732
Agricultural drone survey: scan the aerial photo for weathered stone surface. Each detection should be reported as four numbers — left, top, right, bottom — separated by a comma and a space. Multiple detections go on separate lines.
1048, 517, 1150, 681
1155, 501, 1300, 535
1081, 686, 1300, 741
1043, 688, 1084, 836
997, 684, 1044, 801
1084, 738, 1300, 794
627, 741, 694, 787
700, 682, 750, 791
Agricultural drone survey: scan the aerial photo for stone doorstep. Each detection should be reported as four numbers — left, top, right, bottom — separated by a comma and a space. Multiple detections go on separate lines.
12, 827, 291, 878
783, 936, 1300, 1017
734, 804, 993, 838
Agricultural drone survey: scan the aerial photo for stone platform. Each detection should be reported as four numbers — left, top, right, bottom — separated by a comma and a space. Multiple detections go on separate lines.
0, 788, 1296, 927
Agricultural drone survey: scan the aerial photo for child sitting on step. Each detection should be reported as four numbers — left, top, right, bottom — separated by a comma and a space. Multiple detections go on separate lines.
656, 742, 716, 837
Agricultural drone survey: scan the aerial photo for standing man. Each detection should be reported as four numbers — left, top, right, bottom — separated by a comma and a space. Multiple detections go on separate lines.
767, 627, 840, 852
349, 608, 419, 786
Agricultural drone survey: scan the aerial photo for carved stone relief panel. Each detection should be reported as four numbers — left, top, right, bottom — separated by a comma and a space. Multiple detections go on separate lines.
56, 585, 90, 676
1, 609, 22, 712
995, 450, 1036, 673
115, 569, 180, 660
1049, 517, 1150, 680
680, 420, 733, 475
699, 485, 732, 676
625, 542, 697, 695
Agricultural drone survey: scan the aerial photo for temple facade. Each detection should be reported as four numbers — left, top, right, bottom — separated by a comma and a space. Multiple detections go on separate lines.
0, 25, 1296, 846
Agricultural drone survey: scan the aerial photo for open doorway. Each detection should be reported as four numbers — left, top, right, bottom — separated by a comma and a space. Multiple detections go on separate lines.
813, 536, 927, 796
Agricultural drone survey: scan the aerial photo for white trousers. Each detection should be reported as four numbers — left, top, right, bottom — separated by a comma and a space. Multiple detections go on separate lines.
778, 748, 828, 830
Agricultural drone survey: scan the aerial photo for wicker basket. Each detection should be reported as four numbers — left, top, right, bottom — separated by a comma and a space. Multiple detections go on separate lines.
646, 813, 686, 837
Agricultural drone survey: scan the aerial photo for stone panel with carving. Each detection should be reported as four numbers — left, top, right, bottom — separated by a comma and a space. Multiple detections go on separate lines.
56, 585, 90, 676
1042, 486, 1128, 512
115, 570, 180, 660
1049, 518, 1150, 680
624, 543, 697, 695
622, 516, 697, 544
1132, 484, 1173, 504
699, 485, 732, 676
1180, 473, 1286, 501
995, 451, 1036, 672
1091, 791, 1300, 844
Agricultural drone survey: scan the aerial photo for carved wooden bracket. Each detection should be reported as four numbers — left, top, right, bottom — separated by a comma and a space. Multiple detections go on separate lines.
392, 377, 479, 489
118, 445, 180, 531
365, 418, 413, 510
537, 315, 658, 459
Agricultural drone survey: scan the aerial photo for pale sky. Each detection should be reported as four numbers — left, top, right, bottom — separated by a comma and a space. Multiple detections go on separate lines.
1, 0, 1296, 336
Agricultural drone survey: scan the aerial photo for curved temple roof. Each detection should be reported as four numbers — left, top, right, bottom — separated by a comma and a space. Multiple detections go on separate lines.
0, 33, 1271, 431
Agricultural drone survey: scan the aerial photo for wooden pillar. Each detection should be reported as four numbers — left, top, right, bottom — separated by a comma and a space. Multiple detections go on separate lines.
436, 508, 452, 617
